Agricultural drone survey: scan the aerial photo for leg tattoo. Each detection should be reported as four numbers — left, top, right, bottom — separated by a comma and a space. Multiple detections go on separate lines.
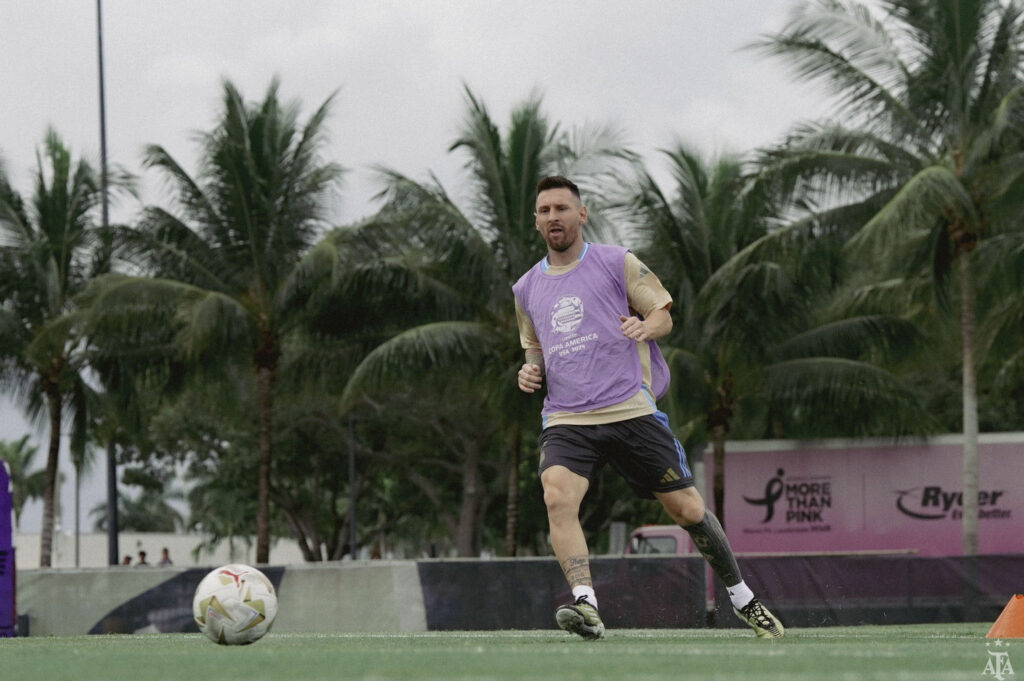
560, 555, 593, 587
683, 509, 741, 587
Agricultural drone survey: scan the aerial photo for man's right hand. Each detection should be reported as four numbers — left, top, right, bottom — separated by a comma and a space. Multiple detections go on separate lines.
518, 363, 544, 393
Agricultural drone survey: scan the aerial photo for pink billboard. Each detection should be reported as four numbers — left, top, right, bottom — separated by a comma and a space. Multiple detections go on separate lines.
720, 433, 1024, 556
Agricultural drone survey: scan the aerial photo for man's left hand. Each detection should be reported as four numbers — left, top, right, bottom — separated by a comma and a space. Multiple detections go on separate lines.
619, 315, 650, 342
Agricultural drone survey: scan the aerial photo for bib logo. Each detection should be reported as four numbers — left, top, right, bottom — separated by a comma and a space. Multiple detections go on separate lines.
743, 468, 832, 527
551, 295, 584, 334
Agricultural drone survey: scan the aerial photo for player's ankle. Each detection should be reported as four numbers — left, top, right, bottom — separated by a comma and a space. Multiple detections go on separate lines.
727, 581, 755, 610
572, 585, 598, 609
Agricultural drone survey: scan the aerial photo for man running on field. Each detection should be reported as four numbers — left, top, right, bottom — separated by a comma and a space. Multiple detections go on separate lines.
513, 175, 784, 640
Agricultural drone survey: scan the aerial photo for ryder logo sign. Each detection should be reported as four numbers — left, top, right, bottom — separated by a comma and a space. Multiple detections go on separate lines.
744, 468, 832, 526
895, 486, 1011, 521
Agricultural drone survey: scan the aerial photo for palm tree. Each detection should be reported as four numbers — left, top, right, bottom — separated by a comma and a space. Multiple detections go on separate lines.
0, 130, 131, 565
0, 435, 46, 530
186, 474, 254, 563
297, 87, 635, 555
976, 226, 1024, 427
620, 144, 932, 520
90, 460, 186, 535
91, 488, 185, 533
82, 79, 343, 563
755, 0, 1024, 553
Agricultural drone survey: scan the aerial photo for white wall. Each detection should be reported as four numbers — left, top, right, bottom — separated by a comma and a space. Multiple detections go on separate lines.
17, 561, 428, 636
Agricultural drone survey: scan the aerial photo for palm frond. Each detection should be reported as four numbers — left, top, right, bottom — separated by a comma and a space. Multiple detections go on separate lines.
142, 79, 341, 302
751, 0, 918, 134
277, 332, 366, 395
764, 356, 936, 436
773, 315, 923, 362
142, 143, 221, 226
175, 288, 254, 361
967, 85, 1024, 169
555, 120, 639, 187
22, 311, 82, 368
845, 165, 975, 259
976, 231, 1024, 289
827, 276, 931, 319
974, 1, 1024, 116
123, 208, 231, 291
695, 214, 819, 314
0, 305, 31, 356
658, 345, 708, 417
0, 178, 33, 249
368, 170, 508, 301
79, 274, 249, 366
340, 321, 502, 409
754, 122, 918, 207
991, 346, 1024, 394
623, 167, 709, 290
450, 86, 510, 239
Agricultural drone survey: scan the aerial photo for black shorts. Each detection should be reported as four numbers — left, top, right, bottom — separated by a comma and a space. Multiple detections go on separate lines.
537, 412, 694, 499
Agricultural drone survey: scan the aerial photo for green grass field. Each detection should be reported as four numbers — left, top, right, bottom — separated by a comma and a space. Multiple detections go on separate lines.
1, 623, 1008, 681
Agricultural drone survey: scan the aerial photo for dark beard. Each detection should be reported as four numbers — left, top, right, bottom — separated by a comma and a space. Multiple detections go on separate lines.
547, 232, 575, 252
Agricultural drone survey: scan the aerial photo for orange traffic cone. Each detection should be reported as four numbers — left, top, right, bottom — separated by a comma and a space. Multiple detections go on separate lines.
988, 594, 1024, 639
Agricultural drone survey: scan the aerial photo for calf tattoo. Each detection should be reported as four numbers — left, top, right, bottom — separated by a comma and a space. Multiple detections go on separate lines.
683, 510, 742, 587
560, 555, 593, 587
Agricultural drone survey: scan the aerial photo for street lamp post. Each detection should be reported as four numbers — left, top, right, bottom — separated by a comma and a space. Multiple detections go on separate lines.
95, 0, 119, 568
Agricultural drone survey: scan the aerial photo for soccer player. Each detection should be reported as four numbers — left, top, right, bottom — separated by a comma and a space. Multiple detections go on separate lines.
513, 176, 784, 640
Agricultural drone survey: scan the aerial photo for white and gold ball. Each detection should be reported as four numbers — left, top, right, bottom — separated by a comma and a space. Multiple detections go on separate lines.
192, 564, 278, 645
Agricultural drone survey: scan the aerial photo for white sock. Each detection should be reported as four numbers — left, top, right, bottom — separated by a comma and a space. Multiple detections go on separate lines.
727, 581, 755, 609
572, 585, 598, 609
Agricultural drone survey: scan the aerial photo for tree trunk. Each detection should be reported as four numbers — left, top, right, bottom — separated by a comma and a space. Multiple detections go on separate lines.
960, 255, 979, 555
347, 417, 357, 559
74, 464, 81, 567
504, 424, 521, 557
286, 514, 318, 562
456, 447, 481, 557
255, 363, 275, 564
106, 439, 119, 566
330, 514, 350, 561
711, 425, 727, 527
708, 376, 734, 528
40, 385, 62, 568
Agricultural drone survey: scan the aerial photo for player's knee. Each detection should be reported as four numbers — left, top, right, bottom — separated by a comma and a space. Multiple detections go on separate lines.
543, 486, 572, 516
542, 484, 582, 521
661, 488, 706, 526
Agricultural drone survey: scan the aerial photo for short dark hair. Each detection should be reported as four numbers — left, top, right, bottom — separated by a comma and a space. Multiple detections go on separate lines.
536, 175, 581, 200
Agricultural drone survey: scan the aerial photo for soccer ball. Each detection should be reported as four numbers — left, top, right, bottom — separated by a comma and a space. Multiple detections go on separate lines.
192, 564, 278, 645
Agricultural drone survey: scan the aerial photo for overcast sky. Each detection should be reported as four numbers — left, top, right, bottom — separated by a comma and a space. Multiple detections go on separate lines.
1, 0, 833, 534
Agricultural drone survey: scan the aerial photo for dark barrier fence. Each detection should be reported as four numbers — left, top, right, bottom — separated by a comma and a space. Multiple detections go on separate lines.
416, 556, 707, 630
711, 553, 1024, 628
